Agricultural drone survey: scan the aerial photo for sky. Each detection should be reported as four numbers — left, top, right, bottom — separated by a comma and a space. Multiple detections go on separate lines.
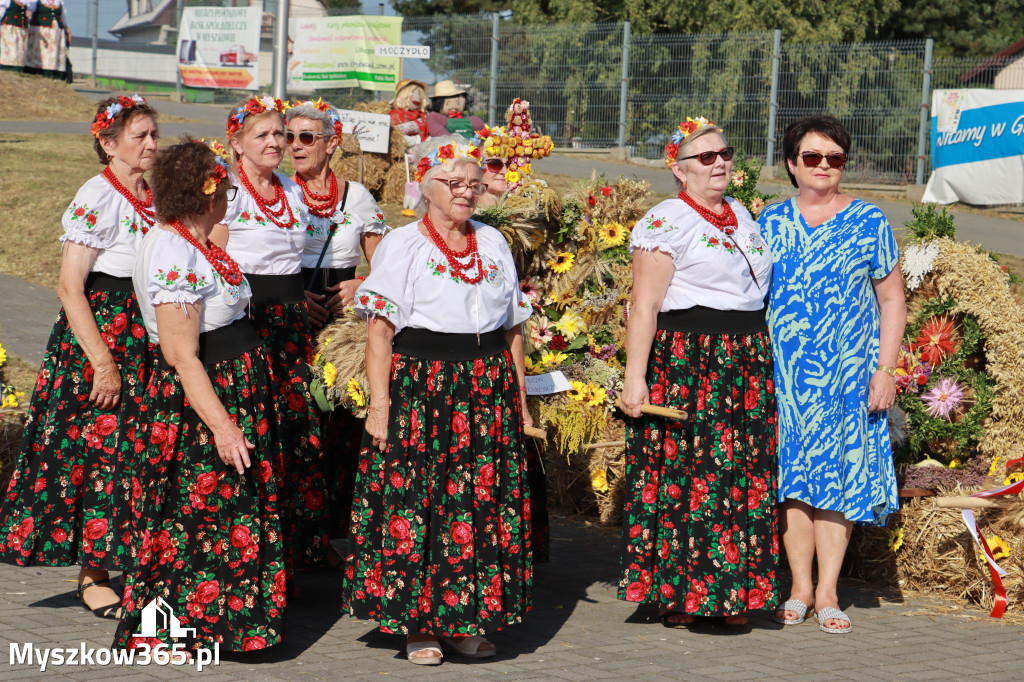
65, 2, 398, 42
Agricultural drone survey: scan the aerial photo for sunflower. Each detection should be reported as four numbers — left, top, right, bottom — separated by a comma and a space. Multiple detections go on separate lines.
985, 535, 1010, 561
322, 362, 337, 388
598, 222, 627, 248
1004, 472, 1024, 486
566, 380, 588, 401
989, 456, 1003, 476
591, 468, 610, 493
539, 350, 568, 368
586, 385, 608, 407
547, 252, 575, 274
346, 378, 366, 407
0, 342, 6, 367
888, 527, 904, 552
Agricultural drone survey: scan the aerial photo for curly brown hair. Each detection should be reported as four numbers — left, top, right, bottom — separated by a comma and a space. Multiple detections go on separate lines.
150, 137, 231, 223
91, 96, 159, 165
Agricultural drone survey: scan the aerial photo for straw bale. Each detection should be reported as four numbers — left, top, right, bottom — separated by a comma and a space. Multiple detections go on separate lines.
849, 493, 1024, 613
380, 163, 407, 205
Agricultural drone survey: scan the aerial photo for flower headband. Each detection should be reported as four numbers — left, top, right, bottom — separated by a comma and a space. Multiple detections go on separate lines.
664, 116, 717, 168
414, 140, 482, 183
200, 139, 232, 195
90, 94, 147, 139
226, 96, 290, 137
291, 97, 344, 138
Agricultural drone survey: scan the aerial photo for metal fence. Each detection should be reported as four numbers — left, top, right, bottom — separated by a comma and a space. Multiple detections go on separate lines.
390, 13, 1006, 185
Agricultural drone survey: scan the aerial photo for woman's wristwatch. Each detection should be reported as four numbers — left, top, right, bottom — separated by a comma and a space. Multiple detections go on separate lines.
877, 365, 898, 377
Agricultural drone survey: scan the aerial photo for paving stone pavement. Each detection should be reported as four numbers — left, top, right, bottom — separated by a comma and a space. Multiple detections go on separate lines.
2, 515, 1020, 681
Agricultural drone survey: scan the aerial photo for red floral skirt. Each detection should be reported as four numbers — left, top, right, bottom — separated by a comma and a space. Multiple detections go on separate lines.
248, 300, 327, 569
0, 289, 152, 570
113, 346, 287, 653
618, 327, 779, 616
341, 348, 533, 635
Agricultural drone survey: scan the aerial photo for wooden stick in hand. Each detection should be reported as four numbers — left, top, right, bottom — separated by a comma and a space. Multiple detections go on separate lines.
524, 425, 547, 440
614, 400, 688, 421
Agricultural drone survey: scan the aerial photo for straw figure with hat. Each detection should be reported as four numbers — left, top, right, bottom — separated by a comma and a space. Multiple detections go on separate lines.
389, 79, 428, 147
426, 79, 484, 138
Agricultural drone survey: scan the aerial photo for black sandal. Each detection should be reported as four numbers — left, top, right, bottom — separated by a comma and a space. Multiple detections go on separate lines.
75, 577, 122, 620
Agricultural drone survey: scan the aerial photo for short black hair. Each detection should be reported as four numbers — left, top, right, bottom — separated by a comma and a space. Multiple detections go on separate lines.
781, 115, 851, 188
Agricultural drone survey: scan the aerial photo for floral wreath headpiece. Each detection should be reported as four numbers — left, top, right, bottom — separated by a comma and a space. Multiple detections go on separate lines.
91, 94, 147, 139
291, 97, 344, 138
226, 96, 290, 137
414, 140, 482, 183
199, 139, 232, 195
664, 116, 717, 168
471, 98, 554, 191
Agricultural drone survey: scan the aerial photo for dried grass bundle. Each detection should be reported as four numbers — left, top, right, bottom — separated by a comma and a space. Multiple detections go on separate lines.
849, 494, 1024, 614
0, 415, 26, 494
317, 310, 369, 418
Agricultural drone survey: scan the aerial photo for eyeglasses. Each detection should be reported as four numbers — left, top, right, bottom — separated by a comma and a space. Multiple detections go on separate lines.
286, 130, 328, 146
484, 158, 506, 173
226, 185, 238, 201
436, 178, 487, 197
678, 146, 735, 166
799, 151, 848, 169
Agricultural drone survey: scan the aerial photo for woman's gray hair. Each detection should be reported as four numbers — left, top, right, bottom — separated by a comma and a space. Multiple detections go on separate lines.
286, 104, 335, 137
412, 134, 483, 206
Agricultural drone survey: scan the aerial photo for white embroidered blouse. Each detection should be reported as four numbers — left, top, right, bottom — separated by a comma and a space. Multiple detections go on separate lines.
60, 174, 154, 277
353, 220, 533, 335
221, 171, 312, 276
630, 197, 773, 312
301, 181, 389, 269
133, 228, 252, 344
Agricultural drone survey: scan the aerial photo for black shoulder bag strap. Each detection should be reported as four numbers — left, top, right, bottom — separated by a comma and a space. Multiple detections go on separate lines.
305, 180, 350, 291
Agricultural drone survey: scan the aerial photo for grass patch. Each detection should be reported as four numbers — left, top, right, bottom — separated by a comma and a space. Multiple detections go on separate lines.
0, 351, 37, 398
0, 72, 97, 121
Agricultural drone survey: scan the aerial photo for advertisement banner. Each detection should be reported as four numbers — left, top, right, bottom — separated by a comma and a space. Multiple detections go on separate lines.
288, 16, 403, 92
923, 89, 1024, 205
178, 7, 261, 91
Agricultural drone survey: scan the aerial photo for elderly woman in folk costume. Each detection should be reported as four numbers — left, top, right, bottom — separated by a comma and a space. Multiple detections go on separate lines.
425, 80, 485, 139
0, 95, 159, 619
619, 117, 778, 629
25, 0, 68, 79
220, 95, 326, 574
389, 79, 429, 148
286, 97, 389, 545
761, 115, 906, 635
341, 135, 534, 665
0, 0, 33, 72
114, 138, 286, 654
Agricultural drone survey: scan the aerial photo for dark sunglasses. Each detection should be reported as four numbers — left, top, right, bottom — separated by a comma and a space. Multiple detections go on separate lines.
678, 146, 734, 166
799, 151, 848, 169
286, 130, 328, 146
484, 158, 506, 173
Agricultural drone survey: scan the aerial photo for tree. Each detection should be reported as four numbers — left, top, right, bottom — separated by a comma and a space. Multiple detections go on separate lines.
877, 0, 1024, 57
390, 1, 513, 15
322, 0, 362, 11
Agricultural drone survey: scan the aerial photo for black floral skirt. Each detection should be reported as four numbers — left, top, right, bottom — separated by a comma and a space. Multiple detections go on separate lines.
0, 288, 152, 570
618, 321, 779, 616
114, 345, 287, 653
248, 299, 327, 570
342, 343, 533, 636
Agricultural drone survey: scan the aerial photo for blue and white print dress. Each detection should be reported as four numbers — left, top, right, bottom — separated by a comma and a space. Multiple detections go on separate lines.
759, 198, 900, 526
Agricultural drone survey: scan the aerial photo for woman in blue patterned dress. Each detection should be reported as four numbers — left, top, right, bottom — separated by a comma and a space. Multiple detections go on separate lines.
759, 115, 906, 634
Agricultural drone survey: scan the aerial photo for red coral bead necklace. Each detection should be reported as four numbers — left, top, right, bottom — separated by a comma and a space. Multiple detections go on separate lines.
237, 165, 296, 229
423, 213, 483, 284
678, 189, 737, 233
168, 219, 244, 286
295, 170, 339, 219
102, 166, 156, 230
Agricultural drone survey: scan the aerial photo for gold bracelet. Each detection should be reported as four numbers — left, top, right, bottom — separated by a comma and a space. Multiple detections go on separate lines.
877, 365, 898, 377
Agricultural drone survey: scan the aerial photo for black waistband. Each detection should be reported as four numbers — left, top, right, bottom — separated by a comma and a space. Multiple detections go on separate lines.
245, 272, 306, 304
393, 328, 509, 361
658, 306, 767, 335
158, 317, 262, 369
86, 272, 133, 293
301, 266, 357, 295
